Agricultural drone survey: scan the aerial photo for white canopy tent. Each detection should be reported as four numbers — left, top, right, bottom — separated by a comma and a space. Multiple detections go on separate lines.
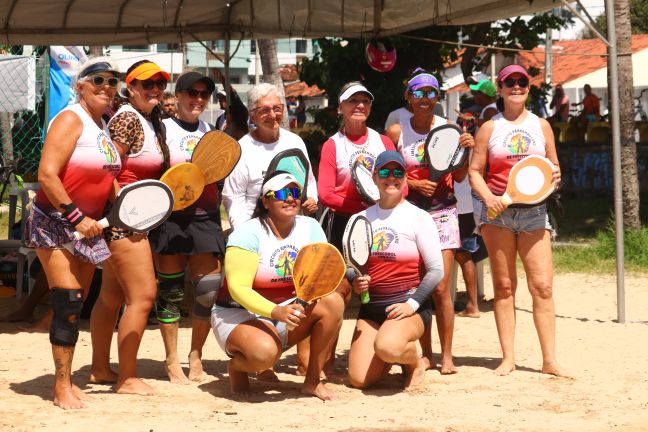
0, 0, 628, 323
1, 0, 561, 45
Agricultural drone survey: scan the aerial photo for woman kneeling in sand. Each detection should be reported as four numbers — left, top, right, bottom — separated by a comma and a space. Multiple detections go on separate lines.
211, 172, 344, 400
347, 151, 444, 390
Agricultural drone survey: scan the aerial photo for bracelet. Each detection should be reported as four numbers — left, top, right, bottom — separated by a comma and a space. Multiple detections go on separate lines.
60, 202, 86, 227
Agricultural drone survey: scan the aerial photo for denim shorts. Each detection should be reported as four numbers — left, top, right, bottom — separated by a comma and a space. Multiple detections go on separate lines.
479, 203, 553, 235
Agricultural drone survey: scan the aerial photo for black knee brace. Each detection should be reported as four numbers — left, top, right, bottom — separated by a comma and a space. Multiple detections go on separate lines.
50, 288, 84, 347
156, 272, 185, 323
192, 274, 222, 320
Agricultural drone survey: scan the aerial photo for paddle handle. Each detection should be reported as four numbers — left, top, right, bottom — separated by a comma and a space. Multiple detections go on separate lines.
286, 298, 309, 331
73, 218, 109, 240
486, 194, 513, 220
359, 290, 370, 304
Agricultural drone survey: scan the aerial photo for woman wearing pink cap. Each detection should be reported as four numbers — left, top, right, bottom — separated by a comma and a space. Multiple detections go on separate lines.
468, 64, 568, 377
90, 60, 171, 395
386, 68, 474, 375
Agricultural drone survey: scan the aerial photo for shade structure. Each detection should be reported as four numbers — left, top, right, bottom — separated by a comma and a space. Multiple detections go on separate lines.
1, 0, 560, 45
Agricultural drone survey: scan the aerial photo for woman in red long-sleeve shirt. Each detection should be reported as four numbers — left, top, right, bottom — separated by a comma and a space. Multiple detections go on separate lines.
317, 81, 396, 252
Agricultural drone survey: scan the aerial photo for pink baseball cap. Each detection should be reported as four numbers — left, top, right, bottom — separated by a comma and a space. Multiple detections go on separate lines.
497, 64, 529, 83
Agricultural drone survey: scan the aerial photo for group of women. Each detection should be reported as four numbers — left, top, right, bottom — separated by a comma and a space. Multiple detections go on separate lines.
28, 57, 567, 410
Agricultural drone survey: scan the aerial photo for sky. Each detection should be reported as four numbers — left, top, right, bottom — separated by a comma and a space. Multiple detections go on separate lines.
556, 0, 606, 40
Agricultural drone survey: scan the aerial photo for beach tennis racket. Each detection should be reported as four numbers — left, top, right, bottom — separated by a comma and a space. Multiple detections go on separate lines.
342, 214, 373, 304
190, 130, 241, 184
160, 162, 206, 211
286, 243, 345, 330
487, 155, 557, 220
74, 180, 173, 239
424, 124, 468, 181
263, 148, 310, 198
351, 160, 379, 205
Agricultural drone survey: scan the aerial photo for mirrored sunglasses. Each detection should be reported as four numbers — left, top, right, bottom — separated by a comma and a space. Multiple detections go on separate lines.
265, 186, 302, 201
410, 89, 437, 99
377, 168, 405, 179
90, 75, 120, 88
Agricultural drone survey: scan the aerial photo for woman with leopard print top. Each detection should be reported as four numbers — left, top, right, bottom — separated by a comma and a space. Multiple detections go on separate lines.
89, 60, 171, 396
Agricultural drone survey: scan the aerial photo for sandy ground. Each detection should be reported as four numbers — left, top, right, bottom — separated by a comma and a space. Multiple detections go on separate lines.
1, 268, 647, 432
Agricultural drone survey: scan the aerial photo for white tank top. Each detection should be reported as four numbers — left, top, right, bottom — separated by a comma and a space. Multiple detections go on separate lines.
487, 111, 546, 195
397, 115, 447, 170
331, 127, 386, 183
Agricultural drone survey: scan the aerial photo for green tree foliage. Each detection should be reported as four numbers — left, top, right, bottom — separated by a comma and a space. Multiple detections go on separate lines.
300, 14, 571, 132
581, 0, 648, 37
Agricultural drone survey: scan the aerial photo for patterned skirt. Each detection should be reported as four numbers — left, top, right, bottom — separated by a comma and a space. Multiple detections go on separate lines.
25, 204, 111, 265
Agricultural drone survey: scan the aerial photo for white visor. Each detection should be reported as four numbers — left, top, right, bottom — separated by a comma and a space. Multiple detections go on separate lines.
339, 84, 374, 103
262, 173, 302, 195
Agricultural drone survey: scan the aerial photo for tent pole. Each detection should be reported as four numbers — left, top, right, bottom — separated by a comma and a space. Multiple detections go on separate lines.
604, 0, 625, 323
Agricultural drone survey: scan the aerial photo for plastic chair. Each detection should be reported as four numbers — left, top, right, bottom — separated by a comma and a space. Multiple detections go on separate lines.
586, 122, 611, 145
636, 121, 648, 144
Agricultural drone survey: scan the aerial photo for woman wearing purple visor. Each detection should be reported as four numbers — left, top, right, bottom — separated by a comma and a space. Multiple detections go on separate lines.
387, 68, 474, 375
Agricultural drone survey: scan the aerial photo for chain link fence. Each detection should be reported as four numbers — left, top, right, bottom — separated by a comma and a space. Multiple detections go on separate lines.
0, 46, 48, 185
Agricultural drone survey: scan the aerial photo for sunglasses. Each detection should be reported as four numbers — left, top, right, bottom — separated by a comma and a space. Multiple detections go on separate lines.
502, 77, 529, 89
265, 186, 302, 201
139, 79, 168, 90
410, 89, 437, 99
184, 89, 212, 99
377, 168, 405, 179
90, 75, 119, 88
252, 104, 284, 117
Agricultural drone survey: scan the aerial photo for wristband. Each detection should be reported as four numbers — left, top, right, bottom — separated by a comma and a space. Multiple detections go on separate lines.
60, 202, 86, 227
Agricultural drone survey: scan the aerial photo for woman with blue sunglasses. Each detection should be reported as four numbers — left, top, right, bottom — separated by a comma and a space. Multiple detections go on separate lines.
469, 64, 567, 378
212, 171, 344, 400
347, 150, 444, 390
386, 68, 474, 375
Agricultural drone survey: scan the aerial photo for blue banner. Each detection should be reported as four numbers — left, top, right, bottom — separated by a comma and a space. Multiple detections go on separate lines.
47, 46, 87, 127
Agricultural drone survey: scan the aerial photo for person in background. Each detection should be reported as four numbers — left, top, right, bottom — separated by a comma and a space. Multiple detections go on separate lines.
226, 102, 249, 141
469, 79, 498, 127
548, 84, 569, 124
296, 95, 307, 128
27, 57, 122, 409
469, 64, 568, 377
572, 84, 600, 128
212, 69, 243, 132
161, 92, 177, 119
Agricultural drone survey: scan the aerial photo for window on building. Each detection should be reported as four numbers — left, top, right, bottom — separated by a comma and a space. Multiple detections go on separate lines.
296, 39, 307, 54
210, 40, 226, 52
122, 45, 150, 52
157, 43, 179, 52
250, 40, 257, 53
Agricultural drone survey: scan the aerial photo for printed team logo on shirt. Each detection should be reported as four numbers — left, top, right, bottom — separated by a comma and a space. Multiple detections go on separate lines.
269, 245, 299, 278
180, 135, 200, 156
348, 151, 375, 171
372, 228, 399, 252
504, 130, 534, 155
97, 133, 120, 172
407, 139, 426, 164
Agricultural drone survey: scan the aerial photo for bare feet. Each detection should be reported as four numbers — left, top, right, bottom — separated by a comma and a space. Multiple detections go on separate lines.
165, 359, 190, 384
256, 369, 280, 382
71, 384, 95, 401
53, 385, 85, 410
188, 352, 208, 382
440, 355, 457, 375
88, 369, 118, 384
115, 377, 156, 395
421, 356, 435, 371
228, 362, 252, 396
301, 381, 335, 401
404, 358, 426, 391
494, 359, 516, 376
457, 309, 480, 318
542, 361, 573, 378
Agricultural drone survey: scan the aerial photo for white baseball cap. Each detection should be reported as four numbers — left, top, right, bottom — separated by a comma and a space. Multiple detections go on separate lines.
338, 83, 374, 104
261, 172, 302, 195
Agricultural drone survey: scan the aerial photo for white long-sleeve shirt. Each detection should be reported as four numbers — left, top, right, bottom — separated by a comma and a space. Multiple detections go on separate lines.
222, 128, 318, 228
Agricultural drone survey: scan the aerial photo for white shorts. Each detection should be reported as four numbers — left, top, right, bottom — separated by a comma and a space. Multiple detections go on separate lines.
210, 298, 293, 357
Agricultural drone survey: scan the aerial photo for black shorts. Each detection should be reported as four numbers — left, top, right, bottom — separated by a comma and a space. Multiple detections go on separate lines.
149, 212, 225, 256
357, 300, 433, 327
